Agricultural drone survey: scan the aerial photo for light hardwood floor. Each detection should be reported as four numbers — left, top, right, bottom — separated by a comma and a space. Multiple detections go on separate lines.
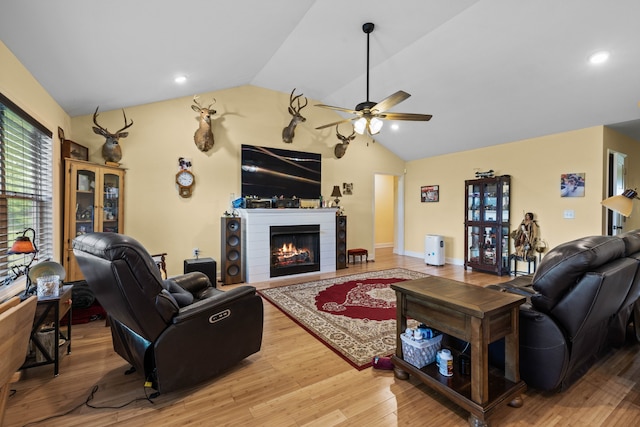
5, 248, 640, 426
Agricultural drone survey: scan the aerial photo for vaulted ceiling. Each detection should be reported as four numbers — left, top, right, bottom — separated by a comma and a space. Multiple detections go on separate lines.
2, 0, 640, 161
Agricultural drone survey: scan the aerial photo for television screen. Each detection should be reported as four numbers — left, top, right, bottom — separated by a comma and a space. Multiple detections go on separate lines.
241, 145, 321, 199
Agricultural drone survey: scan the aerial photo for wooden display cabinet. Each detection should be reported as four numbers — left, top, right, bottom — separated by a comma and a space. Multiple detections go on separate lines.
464, 175, 510, 276
63, 159, 125, 281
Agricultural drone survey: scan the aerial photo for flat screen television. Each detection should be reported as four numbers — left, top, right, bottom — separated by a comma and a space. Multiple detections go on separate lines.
241, 145, 321, 199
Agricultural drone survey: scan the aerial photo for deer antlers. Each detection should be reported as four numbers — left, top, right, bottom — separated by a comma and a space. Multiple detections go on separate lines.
282, 88, 308, 143
92, 107, 134, 135
92, 106, 134, 164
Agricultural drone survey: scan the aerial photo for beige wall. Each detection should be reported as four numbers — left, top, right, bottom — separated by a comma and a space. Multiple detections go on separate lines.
0, 41, 70, 263
69, 86, 406, 276
404, 126, 611, 264
374, 174, 395, 247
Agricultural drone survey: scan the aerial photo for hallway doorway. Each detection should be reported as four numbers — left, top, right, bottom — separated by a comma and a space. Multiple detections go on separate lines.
374, 173, 404, 259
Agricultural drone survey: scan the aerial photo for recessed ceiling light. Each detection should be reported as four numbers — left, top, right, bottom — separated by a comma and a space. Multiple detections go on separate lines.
174, 75, 188, 84
390, 123, 399, 131
589, 51, 610, 65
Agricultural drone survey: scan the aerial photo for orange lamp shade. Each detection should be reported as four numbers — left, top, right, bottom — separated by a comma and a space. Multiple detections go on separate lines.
8, 236, 37, 255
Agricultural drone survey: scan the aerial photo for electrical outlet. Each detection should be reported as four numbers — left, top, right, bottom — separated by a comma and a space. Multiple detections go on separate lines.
193, 248, 199, 258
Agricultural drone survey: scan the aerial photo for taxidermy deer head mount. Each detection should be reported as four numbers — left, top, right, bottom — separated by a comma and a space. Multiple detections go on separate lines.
191, 95, 216, 152
334, 124, 356, 159
282, 88, 308, 143
92, 107, 134, 164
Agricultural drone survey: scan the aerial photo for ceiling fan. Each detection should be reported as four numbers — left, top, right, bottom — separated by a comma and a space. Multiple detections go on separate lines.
315, 22, 432, 135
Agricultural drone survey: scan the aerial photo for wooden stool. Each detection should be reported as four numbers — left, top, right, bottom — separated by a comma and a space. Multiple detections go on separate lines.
348, 248, 368, 264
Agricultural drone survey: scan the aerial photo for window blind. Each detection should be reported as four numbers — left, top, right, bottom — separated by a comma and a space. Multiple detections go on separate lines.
0, 92, 53, 284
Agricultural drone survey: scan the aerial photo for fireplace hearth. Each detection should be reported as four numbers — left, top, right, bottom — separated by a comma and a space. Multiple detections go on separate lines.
270, 225, 320, 278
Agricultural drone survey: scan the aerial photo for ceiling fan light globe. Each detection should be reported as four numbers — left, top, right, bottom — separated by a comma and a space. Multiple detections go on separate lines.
354, 118, 367, 134
369, 117, 383, 134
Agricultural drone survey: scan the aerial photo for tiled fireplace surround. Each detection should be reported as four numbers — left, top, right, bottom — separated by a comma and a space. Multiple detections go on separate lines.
238, 208, 338, 283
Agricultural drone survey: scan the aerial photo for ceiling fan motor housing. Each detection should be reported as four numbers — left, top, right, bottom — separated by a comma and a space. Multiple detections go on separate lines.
356, 101, 377, 112
363, 22, 374, 33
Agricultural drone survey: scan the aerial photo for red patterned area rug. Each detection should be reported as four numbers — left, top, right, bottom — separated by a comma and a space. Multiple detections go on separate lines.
258, 268, 428, 370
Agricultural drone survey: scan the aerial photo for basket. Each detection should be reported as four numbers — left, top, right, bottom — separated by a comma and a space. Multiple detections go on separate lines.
400, 332, 442, 368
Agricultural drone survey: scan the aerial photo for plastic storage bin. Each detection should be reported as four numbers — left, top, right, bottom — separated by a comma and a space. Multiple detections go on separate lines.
400, 332, 443, 368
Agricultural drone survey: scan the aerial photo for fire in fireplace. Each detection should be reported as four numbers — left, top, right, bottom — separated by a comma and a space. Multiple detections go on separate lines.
270, 225, 320, 277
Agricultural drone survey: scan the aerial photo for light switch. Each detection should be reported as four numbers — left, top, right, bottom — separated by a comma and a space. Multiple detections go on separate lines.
563, 209, 575, 219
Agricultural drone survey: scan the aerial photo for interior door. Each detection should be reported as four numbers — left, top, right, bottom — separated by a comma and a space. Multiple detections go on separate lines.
607, 151, 626, 235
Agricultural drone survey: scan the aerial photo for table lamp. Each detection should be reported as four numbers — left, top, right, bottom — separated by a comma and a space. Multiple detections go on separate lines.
8, 227, 38, 295
331, 185, 342, 206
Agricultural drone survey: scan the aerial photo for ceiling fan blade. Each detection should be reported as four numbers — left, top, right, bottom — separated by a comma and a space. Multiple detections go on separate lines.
315, 104, 359, 114
379, 112, 433, 121
371, 91, 411, 113
315, 118, 356, 130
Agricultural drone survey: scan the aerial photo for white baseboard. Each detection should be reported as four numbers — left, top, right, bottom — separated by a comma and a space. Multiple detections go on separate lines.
375, 242, 394, 248
403, 250, 464, 266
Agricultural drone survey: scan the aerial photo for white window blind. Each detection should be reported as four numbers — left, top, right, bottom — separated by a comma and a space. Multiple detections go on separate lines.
0, 92, 53, 284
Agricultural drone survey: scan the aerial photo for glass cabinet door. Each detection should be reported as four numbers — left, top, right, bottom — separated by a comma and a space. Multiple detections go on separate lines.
467, 184, 481, 221
502, 180, 510, 223
501, 225, 510, 270
74, 167, 97, 238
482, 226, 497, 265
467, 226, 481, 264
483, 182, 498, 222
102, 173, 121, 233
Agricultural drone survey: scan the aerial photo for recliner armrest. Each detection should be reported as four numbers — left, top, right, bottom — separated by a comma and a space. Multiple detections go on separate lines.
171, 272, 212, 296
173, 286, 259, 324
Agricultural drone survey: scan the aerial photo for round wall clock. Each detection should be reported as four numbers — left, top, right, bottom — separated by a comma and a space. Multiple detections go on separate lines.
176, 169, 195, 198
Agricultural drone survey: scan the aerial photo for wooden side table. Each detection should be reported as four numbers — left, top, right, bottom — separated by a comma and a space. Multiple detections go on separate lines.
21, 285, 73, 376
391, 276, 526, 427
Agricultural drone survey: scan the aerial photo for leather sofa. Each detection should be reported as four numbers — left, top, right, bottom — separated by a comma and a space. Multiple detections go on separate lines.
72, 232, 264, 394
488, 230, 640, 391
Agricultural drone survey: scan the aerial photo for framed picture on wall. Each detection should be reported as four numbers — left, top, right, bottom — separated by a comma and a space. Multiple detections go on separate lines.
560, 173, 585, 197
421, 185, 439, 202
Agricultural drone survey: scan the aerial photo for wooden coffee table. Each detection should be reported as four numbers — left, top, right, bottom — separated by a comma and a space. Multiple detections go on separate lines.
391, 276, 526, 427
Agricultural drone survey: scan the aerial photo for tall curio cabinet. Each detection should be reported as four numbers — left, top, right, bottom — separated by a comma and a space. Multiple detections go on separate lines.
464, 175, 510, 276
63, 159, 125, 281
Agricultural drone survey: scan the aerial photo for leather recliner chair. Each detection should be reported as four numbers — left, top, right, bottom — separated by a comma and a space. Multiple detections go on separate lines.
489, 235, 638, 391
72, 232, 263, 394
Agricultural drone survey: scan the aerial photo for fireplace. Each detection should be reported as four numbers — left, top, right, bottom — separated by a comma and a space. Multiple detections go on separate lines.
270, 225, 320, 278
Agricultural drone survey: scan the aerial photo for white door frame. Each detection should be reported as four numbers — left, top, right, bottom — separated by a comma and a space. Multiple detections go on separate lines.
606, 149, 626, 235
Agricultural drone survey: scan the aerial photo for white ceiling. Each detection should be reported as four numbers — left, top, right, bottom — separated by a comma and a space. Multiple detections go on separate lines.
2, 0, 640, 161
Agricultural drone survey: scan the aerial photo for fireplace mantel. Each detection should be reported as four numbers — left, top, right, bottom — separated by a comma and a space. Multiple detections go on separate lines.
238, 208, 338, 283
